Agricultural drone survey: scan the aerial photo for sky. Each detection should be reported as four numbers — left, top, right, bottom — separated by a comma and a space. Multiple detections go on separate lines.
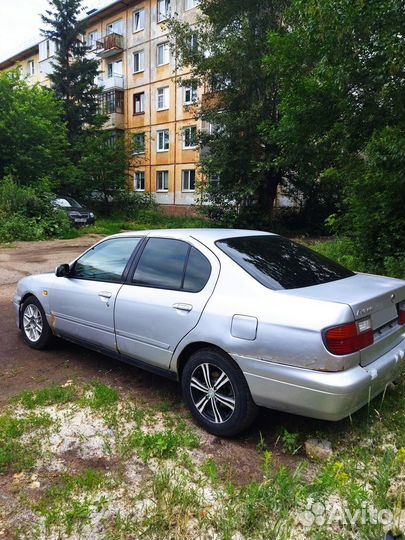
0, 0, 112, 62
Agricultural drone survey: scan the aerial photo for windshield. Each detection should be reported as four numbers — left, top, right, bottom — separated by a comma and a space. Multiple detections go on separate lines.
216, 235, 354, 290
53, 197, 82, 209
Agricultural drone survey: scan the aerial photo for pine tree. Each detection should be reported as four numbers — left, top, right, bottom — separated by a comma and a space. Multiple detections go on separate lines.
41, 0, 102, 142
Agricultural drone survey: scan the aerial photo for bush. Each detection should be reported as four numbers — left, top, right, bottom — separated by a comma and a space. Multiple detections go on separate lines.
0, 176, 72, 242
113, 190, 158, 220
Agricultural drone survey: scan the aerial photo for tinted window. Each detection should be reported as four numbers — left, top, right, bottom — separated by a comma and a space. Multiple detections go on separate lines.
183, 247, 211, 292
216, 235, 354, 290
73, 238, 141, 282
133, 238, 189, 289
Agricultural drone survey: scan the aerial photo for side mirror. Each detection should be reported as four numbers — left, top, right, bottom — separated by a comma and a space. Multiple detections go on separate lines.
55, 264, 70, 277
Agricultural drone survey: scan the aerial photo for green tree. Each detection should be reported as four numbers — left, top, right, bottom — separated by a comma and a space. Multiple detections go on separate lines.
169, 0, 289, 227
41, 0, 102, 142
76, 131, 135, 206
0, 69, 68, 186
268, 0, 405, 266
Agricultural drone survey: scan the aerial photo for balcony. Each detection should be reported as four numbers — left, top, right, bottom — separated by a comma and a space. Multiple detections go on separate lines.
96, 74, 125, 91
96, 33, 124, 58
98, 90, 125, 130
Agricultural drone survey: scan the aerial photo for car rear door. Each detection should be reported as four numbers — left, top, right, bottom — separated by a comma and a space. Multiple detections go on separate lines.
114, 237, 220, 369
48, 237, 142, 351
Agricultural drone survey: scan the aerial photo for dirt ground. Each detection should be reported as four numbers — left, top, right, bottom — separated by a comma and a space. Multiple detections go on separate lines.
0, 235, 308, 483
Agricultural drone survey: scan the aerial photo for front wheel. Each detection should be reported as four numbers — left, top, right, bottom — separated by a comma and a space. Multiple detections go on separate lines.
182, 348, 258, 437
21, 296, 54, 349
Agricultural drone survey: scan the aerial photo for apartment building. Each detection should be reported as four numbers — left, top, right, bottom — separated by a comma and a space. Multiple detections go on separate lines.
0, 0, 202, 210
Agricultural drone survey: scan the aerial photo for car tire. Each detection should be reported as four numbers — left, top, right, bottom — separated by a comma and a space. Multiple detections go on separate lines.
182, 347, 258, 437
21, 296, 54, 350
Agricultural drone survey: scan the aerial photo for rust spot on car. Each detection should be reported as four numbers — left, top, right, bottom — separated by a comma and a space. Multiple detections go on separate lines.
50, 313, 57, 329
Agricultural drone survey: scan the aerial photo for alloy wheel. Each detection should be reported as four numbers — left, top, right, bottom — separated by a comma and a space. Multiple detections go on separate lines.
23, 304, 43, 343
190, 362, 236, 424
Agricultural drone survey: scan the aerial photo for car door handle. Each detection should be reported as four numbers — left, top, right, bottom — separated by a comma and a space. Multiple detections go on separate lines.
173, 303, 193, 312
98, 291, 112, 300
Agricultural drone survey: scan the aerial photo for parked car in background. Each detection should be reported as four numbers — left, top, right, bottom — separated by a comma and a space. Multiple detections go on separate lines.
13, 229, 405, 436
52, 196, 95, 226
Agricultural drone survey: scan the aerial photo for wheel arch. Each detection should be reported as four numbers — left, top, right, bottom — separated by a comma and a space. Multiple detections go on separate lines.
175, 341, 232, 380
19, 293, 46, 328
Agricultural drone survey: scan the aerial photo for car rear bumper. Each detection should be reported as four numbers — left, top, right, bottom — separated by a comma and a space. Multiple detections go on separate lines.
233, 335, 405, 421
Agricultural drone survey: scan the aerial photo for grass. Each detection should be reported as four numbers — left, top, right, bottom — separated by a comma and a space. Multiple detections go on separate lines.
1, 377, 405, 539
78, 208, 211, 237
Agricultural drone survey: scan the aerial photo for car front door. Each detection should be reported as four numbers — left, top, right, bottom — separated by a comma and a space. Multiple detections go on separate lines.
114, 237, 219, 369
49, 237, 142, 351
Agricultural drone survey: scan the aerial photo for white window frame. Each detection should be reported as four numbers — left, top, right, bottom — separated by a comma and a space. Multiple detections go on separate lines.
28, 60, 35, 76
182, 169, 196, 192
133, 8, 145, 32
133, 50, 145, 73
190, 33, 198, 51
156, 86, 169, 111
157, 170, 169, 192
185, 0, 200, 10
134, 171, 145, 191
157, 129, 170, 152
133, 132, 146, 155
86, 31, 97, 49
134, 92, 145, 114
184, 83, 198, 105
157, 0, 171, 22
183, 126, 198, 149
157, 42, 170, 66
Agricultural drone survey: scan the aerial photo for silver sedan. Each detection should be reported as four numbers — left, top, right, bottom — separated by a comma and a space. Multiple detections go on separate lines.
13, 229, 405, 436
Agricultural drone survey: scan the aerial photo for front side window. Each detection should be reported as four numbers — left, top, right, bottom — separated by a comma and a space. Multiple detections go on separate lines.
133, 132, 145, 154
157, 42, 170, 66
133, 92, 145, 114
157, 86, 169, 110
183, 126, 197, 149
157, 170, 169, 191
134, 171, 145, 191
72, 238, 141, 282
133, 9, 145, 32
133, 50, 144, 73
157, 0, 171, 21
157, 129, 170, 151
132, 238, 211, 291
216, 235, 355, 290
182, 169, 196, 191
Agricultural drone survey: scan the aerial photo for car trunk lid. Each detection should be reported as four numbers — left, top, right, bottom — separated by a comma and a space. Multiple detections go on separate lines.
283, 273, 405, 366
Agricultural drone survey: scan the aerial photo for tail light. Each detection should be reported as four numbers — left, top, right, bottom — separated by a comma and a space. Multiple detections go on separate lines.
323, 317, 374, 355
399, 302, 405, 325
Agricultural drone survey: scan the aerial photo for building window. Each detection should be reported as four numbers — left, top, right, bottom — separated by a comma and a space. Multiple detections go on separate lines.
157, 86, 169, 110
133, 132, 145, 154
190, 33, 198, 51
157, 171, 169, 191
99, 90, 124, 114
133, 50, 144, 73
183, 126, 198, 149
86, 31, 97, 49
182, 169, 196, 191
185, 0, 200, 9
28, 60, 35, 76
157, 129, 170, 152
184, 82, 198, 104
133, 9, 145, 32
133, 92, 145, 115
135, 171, 145, 191
107, 59, 122, 78
157, 42, 170, 66
157, 0, 171, 21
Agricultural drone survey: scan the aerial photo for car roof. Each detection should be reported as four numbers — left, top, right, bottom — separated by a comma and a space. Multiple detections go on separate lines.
109, 228, 276, 245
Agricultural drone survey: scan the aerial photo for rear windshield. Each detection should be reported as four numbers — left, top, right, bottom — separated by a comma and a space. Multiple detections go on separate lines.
216, 235, 354, 290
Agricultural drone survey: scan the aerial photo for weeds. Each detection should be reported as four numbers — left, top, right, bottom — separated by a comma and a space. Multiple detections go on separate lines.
16, 385, 77, 409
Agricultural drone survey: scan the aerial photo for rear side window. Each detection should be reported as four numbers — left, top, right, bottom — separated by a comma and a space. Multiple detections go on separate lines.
216, 235, 354, 290
73, 238, 141, 282
132, 238, 211, 291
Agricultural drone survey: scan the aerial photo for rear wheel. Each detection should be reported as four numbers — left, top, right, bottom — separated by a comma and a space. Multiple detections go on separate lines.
21, 296, 54, 349
182, 347, 258, 437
